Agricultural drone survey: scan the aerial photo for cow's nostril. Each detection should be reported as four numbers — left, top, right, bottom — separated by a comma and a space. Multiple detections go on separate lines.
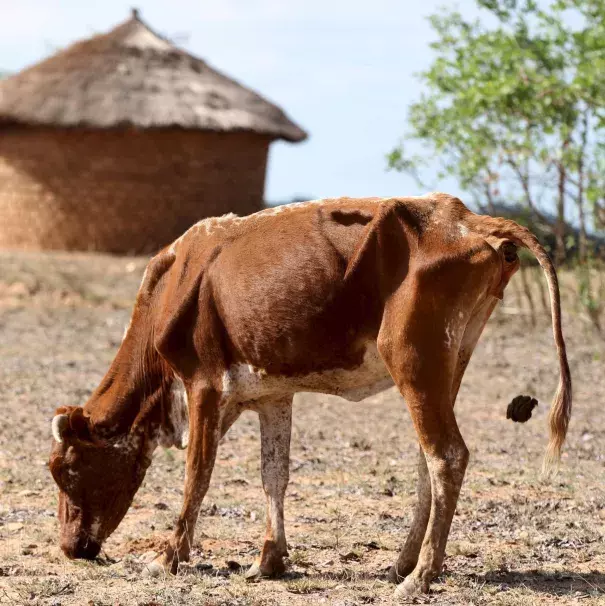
62, 537, 101, 560
80, 539, 101, 560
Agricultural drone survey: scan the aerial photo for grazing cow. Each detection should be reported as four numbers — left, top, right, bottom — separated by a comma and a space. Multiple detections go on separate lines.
49, 193, 571, 597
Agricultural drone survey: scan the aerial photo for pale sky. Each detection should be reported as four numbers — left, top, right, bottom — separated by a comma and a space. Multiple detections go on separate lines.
0, 0, 484, 203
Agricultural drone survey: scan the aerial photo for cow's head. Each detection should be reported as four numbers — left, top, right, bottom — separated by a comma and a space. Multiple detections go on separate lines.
48, 406, 152, 559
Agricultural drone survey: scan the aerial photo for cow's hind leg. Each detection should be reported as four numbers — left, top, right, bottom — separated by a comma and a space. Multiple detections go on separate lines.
380, 332, 468, 595
396, 388, 468, 596
146, 385, 222, 576
245, 396, 293, 580
388, 447, 431, 583
387, 291, 500, 585
378, 245, 498, 595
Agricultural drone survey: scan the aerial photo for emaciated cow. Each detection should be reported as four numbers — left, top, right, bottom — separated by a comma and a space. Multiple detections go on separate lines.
49, 193, 571, 597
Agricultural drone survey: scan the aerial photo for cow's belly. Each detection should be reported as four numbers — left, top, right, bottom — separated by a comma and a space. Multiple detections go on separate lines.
222, 342, 394, 403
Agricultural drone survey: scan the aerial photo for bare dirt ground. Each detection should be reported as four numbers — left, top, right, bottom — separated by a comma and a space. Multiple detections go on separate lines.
0, 250, 604, 605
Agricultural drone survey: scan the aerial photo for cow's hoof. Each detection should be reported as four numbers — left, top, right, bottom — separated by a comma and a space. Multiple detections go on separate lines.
387, 561, 415, 584
143, 552, 180, 577
143, 557, 168, 578
393, 575, 429, 598
244, 556, 286, 581
244, 562, 264, 581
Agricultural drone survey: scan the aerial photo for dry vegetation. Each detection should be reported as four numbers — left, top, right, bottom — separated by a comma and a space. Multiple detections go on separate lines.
0, 250, 604, 605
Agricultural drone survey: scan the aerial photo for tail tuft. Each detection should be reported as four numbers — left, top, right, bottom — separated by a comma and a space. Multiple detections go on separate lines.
542, 370, 572, 476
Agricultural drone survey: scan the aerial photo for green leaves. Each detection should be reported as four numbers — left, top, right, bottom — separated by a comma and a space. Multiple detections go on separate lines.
389, 0, 605, 261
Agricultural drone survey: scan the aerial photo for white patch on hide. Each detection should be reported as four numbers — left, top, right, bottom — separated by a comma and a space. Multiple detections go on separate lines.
257, 401, 291, 553
444, 318, 465, 350
168, 213, 241, 254
166, 199, 337, 256
111, 434, 142, 453
407, 192, 438, 199
256, 198, 325, 217
89, 518, 101, 541
445, 323, 454, 349
159, 377, 189, 449
458, 223, 470, 237
221, 342, 393, 403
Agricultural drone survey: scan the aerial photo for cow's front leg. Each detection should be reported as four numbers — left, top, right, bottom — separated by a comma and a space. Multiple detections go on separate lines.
388, 447, 431, 583
146, 385, 222, 576
245, 396, 292, 580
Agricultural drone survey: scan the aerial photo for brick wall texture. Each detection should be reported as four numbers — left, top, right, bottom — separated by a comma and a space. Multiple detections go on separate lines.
0, 128, 269, 254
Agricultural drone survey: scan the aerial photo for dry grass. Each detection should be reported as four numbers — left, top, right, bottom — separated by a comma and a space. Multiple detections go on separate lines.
0, 251, 604, 605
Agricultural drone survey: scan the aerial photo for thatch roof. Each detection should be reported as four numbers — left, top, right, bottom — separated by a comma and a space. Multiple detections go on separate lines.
0, 9, 307, 142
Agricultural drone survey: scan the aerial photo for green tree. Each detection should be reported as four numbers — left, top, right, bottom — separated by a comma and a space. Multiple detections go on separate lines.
389, 0, 605, 266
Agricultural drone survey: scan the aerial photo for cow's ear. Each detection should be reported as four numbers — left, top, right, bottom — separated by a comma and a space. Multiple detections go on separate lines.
51, 412, 70, 443
68, 407, 92, 440
51, 406, 92, 443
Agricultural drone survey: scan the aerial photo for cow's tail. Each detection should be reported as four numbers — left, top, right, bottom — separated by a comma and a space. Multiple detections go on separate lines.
464, 213, 572, 474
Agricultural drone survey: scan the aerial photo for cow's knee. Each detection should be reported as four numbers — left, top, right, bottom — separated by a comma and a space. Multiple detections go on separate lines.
427, 440, 469, 482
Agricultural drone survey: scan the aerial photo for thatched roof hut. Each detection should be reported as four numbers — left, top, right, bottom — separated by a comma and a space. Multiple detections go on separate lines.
0, 9, 307, 253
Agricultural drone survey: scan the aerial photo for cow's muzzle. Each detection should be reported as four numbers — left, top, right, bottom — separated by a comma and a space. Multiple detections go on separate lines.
61, 536, 101, 560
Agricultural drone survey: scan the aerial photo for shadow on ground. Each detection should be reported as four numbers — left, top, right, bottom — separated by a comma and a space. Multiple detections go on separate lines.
466, 569, 605, 596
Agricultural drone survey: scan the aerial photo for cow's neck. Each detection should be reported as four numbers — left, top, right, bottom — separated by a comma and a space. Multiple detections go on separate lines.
83, 303, 173, 440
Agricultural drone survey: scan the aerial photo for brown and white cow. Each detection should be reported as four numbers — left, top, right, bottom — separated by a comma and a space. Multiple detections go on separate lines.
49, 193, 571, 597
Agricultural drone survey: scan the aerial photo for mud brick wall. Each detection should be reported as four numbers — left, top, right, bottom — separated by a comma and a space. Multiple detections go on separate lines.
0, 128, 269, 254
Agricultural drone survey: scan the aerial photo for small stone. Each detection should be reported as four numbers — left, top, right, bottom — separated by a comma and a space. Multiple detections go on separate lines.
340, 551, 361, 562
154, 502, 169, 510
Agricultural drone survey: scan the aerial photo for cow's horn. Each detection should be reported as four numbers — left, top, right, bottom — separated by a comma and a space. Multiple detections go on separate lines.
51, 414, 70, 443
